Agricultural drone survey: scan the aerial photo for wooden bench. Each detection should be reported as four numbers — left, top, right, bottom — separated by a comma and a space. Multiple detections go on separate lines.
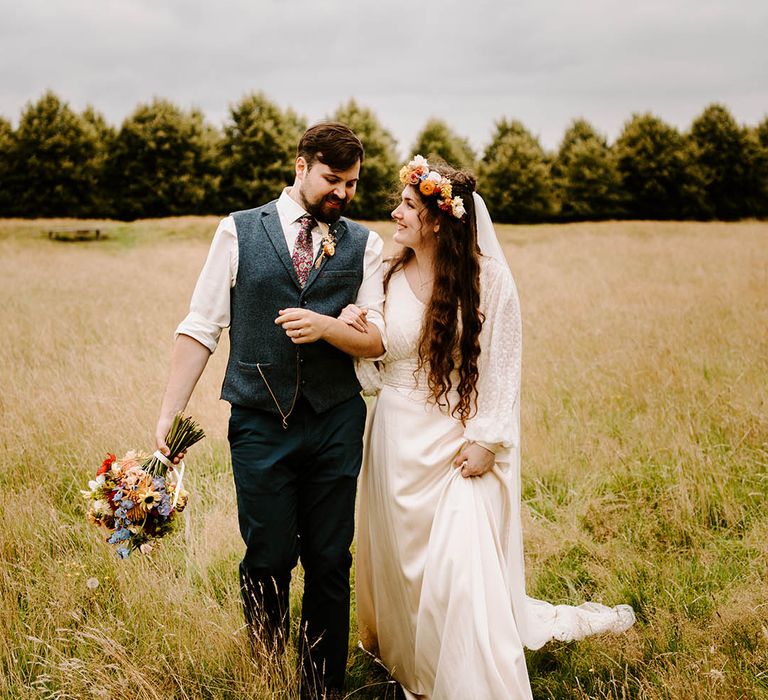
47, 227, 102, 241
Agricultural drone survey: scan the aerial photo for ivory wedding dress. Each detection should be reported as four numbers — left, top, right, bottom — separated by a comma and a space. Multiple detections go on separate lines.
355, 259, 635, 700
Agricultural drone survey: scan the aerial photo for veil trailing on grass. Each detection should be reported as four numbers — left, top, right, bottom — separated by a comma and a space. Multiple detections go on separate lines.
471, 190, 636, 648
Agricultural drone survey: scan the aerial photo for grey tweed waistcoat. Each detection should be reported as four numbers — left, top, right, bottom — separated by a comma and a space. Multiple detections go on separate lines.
220, 200, 367, 418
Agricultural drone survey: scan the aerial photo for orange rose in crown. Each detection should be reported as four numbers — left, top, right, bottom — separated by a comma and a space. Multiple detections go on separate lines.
419, 179, 436, 196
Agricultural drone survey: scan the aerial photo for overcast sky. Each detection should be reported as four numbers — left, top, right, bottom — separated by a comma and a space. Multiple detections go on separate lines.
1, 0, 766, 155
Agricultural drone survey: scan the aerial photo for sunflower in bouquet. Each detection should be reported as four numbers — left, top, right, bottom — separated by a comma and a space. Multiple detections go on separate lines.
83, 414, 204, 558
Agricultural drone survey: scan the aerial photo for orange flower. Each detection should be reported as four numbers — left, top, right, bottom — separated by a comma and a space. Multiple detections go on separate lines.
419, 179, 436, 196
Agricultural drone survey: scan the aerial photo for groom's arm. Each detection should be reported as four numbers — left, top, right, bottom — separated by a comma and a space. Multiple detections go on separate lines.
155, 217, 234, 457
276, 228, 386, 358
155, 334, 212, 458
275, 309, 384, 358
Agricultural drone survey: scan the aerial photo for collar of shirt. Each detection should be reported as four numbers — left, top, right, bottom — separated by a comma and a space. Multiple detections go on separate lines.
276, 188, 330, 242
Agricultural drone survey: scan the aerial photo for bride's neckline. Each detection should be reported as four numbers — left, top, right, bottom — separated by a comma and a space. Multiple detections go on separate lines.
401, 265, 428, 306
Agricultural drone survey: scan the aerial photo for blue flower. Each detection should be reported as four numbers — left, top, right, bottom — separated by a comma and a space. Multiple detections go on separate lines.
113, 527, 131, 542
116, 547, 131, 559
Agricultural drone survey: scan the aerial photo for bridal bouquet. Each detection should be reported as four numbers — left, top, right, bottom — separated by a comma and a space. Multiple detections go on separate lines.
83, 414, 205, 558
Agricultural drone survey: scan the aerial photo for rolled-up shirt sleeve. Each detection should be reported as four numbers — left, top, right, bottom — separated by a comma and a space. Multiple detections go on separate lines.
357, 229, 387, 353
175, 216, 237, 353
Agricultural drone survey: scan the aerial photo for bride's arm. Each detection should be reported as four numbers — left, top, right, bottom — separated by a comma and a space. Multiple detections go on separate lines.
462, 258, 523, 454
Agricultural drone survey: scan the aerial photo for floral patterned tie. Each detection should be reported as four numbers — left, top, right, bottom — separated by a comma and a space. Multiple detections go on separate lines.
291, 214, 316, 287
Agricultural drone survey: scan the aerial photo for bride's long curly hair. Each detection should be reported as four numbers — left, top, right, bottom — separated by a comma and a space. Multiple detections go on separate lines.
385, 163, 483, 424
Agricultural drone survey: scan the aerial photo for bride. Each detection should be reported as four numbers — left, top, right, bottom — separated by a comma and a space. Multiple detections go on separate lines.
346, 156, 635, 699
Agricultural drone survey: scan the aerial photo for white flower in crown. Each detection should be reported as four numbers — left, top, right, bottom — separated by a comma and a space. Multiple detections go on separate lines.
426, 171, 442, 183
411, 155, 429, 170
451, 196, 466, 219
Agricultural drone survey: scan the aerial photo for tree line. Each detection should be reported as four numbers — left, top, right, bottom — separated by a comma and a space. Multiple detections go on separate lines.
0, 90, 766, 222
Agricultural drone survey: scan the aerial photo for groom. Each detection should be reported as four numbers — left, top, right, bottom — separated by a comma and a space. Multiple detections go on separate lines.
154, 122, 385, 698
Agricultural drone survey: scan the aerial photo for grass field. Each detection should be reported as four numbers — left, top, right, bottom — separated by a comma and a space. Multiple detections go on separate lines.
1, 216, 766, 699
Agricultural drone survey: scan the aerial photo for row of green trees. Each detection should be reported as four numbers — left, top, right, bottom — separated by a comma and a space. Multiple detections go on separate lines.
1, 90, 766, 222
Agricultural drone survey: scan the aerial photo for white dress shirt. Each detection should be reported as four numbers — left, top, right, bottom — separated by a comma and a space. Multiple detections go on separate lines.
176, 189, 387, 353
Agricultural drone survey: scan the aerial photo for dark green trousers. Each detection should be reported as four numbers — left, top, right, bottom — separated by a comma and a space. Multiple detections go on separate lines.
229, 393, 366, 696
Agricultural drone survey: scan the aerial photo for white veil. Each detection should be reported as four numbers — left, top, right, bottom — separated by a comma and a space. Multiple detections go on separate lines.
473, 192, 509, 271
470, 191, 636, 649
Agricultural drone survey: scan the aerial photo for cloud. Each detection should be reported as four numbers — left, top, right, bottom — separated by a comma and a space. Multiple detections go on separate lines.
0, 0, 765, 151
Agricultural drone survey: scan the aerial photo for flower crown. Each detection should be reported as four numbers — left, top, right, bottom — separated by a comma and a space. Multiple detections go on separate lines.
399, 155, 467, 220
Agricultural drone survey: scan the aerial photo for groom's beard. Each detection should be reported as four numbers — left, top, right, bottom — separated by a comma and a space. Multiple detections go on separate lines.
301, 190, 348, 224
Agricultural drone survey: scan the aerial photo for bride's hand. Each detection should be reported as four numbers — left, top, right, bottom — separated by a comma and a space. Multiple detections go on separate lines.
453, 443, 495, 478
338, 304, 369, 333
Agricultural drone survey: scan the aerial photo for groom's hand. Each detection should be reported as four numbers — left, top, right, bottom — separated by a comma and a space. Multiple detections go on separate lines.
453, 442, 495, 478
154, 415, 186, 464
276, 308, 331, 344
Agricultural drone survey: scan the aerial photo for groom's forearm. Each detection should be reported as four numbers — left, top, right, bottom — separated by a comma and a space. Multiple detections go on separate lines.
157, 334, 212, 423
320, 316, 384, 358
275, 307, 384, 358
155, 334, 211, 456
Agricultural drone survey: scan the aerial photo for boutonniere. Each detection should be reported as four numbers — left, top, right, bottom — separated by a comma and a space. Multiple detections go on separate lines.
315, 230, 337, 268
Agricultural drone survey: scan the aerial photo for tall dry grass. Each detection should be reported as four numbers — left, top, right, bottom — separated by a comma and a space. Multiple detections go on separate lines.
0, 218, 766, 699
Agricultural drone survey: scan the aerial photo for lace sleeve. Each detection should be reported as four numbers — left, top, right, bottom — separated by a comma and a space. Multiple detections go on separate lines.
463, 257, 522, 452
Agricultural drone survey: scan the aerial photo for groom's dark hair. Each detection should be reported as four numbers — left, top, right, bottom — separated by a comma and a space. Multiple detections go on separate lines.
298, 122, 364, 171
